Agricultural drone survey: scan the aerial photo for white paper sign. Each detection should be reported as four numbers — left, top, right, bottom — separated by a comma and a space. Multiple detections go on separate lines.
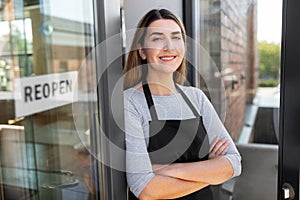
14, 71, 78, 117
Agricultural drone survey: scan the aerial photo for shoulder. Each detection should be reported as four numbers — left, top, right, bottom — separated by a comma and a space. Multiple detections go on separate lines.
124, 87, 147, 114
124, 87, 144, 102
177, 84, 212, 113
176, 84, 207, 100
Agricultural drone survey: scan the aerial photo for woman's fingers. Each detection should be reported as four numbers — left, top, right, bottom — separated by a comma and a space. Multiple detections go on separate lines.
209, 137, 219, 152
215, 140, 229, 155
209, 138, 229, 158
211, 138, 227, 153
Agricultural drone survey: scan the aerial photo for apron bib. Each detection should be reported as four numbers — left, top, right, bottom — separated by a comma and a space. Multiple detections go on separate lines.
129, 81, 213, 200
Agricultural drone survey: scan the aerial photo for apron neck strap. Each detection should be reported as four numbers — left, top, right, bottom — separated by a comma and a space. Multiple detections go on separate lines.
142, 79, 200, 120
142, 79, 159, 120
175, 85, 200, 117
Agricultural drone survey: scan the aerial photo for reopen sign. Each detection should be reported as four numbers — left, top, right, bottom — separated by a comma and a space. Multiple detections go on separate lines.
14, 71, 78, 117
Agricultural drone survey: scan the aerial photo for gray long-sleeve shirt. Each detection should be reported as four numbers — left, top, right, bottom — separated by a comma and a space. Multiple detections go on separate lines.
124, 85, 241, 197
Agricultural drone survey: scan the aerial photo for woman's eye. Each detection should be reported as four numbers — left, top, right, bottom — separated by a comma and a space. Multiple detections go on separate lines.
152, 38, 162, 41
173, 37, 182, 40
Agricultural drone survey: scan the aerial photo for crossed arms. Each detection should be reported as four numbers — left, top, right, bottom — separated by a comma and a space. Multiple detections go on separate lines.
139, 138, 234, 200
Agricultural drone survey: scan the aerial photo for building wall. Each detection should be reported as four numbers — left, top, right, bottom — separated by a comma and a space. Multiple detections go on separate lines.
200, 0, 258, 141
247, 2, 259, 103
221, 0, 258, 140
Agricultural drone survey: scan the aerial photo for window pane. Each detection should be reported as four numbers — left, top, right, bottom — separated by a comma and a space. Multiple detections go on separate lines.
0, 0, 99, 199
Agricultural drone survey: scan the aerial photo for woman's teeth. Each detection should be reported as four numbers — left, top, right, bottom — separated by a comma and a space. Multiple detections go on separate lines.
160, 56, 176, 61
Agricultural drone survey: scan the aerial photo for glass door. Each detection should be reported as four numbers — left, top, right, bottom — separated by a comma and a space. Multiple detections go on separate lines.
0, 0, 99, 199
185, 1, 281, 200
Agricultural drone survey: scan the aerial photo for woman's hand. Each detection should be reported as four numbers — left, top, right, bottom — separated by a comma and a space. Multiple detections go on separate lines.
209, 137, 229, 159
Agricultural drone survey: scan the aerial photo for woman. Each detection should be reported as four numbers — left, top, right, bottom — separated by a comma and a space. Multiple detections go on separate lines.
124, 9, 241, 200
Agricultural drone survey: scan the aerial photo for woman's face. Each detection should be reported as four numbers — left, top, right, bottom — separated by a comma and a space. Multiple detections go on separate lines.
139, 19, 185, 75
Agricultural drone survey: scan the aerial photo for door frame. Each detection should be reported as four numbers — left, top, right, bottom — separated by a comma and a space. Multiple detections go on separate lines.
93, 0, 127, 199
278, 0, 300, 199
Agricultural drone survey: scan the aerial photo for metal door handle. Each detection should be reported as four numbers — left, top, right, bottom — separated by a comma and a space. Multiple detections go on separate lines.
41, 169, 79, 189
53, 169, 74, 176
282, 183, 295, 199
41, 179, 80, 189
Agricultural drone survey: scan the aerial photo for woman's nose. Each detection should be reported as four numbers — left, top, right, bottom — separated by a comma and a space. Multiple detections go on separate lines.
163, 38, 174, 50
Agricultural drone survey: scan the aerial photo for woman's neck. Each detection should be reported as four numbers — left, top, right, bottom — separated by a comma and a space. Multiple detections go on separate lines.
146, 74, 176, 96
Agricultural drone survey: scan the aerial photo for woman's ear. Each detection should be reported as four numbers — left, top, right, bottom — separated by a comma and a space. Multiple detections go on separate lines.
137, 43, 146, 60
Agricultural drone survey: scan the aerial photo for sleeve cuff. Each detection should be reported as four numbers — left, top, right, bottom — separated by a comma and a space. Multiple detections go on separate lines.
128, 172, 155, 198
223, 154, 242, 177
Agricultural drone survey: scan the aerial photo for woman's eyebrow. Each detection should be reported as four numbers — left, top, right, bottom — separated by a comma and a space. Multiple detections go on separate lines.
150, 32, 164, 36
149, 31, 182, 36
171, 31, 181, 35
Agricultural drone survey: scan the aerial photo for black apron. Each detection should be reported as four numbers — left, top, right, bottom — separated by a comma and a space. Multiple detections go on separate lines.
129, 81, 213, 200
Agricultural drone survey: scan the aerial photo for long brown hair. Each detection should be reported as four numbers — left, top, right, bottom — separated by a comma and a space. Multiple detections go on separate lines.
123, 9, 187, 89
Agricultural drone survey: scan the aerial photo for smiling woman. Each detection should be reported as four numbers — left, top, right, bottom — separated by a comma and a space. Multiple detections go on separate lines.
138, 19, 185, 80
123, 9, 241, 200
124, 9, 187, 90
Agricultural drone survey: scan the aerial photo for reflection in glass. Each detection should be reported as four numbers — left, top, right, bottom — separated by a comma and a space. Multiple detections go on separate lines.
0, 0, 98, 199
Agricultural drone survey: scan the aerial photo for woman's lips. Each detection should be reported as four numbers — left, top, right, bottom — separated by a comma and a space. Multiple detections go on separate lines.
159, 56, 177, 61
